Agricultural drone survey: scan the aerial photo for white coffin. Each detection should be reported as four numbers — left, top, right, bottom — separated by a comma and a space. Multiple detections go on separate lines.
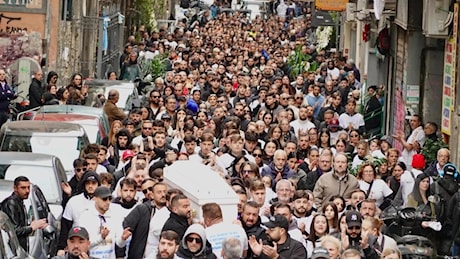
163, 161, 239, 222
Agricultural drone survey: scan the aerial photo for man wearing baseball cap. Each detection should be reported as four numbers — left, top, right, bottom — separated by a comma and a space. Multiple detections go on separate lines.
248, 214, 306, 259
52, 226, 92, 259
341, 211, 379, 259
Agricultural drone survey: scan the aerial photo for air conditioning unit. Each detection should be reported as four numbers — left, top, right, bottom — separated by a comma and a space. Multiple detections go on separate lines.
346, 3, 356, 22
422, 0, 451, 38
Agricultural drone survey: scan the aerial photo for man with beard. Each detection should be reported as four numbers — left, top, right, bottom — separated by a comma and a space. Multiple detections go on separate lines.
203, 203, 248, 257
358, 199, 377, 218
341, 211, 379, 258
57, 171, 101, 256
239, 201, 268, 258
273, 203, 307, 249
148, 90, 162, 119
296, 132, 311, 160
75, 186, 131, 259
291, 190, 315, 236
298, 153, 333, 191
249, 215, 307, 258
108, 129, 132, 168
264, 93, 283, 118
121, 179, 158, 258
144, 188, 183, 257
153, 231, 180, 259
162, 194, 191, 239
112, 178, 138, 214
52, 227, 92, 259
132, 120, 154, 146
1, 176, 48, 252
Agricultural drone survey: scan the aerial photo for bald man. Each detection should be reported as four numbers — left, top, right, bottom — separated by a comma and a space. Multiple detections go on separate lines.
104, 89, 126, 125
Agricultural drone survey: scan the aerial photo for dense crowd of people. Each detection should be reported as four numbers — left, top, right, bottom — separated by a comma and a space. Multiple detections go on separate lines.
0, 1, 459, 259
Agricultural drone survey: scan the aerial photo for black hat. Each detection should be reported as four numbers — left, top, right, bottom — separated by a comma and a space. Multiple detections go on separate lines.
161, 113, 172, 120
94, 186, 112, 199
68, 226, 89, 240
311, 247, 330, 259
82, 171, 100, 184
345, 210, 363, 228
263, 215, 289, 230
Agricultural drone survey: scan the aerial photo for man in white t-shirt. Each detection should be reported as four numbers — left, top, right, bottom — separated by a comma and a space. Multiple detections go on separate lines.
202, 203, 248, 258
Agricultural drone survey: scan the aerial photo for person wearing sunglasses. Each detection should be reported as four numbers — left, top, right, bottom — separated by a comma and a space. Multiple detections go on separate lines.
176, 224, 217, 258
61, 158, 88, 208
340, 210, 379, 259
74, 186, 131, 258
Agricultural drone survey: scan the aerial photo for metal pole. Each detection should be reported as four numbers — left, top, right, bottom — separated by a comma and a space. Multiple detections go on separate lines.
97, 17, 104, 79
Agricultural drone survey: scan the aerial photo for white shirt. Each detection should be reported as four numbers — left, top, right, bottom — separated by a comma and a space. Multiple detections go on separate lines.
290, 119, 315, 139
144, 206, 171, 258
339, 112, 365, 130
206, 222, 248, 258
359, 179, 393, 207
62, 193, 94, 222
74, 203, 126, 259
401, 126, 425, 170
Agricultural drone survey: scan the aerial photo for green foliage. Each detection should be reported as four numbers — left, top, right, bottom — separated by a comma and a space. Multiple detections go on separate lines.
348, 155, 387, 177
135, 0, 155, 29
421, 138, 448, 165
140, 52, 169, 81
287, 45, 319, 79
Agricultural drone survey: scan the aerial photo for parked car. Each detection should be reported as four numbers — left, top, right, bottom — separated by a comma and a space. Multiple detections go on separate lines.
20, 105, 110, 141
0, 180, 58, 258
0, 121, 90, 178
0, 210, 30, 258
83, 79, 144, 111
32, 113, 107, 143
0, 152, 67, 219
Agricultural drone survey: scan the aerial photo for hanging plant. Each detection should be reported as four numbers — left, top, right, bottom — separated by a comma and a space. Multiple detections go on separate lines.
421, 138, 448, 165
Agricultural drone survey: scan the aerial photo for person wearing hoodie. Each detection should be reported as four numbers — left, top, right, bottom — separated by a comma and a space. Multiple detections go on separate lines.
57, 171, 101, 256
261, 150, 295, 191
108, 128, 132, 168
177, 224, 217, 259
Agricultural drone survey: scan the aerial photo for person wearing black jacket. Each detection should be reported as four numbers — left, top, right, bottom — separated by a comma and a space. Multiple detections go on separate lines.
121, 178, 157, 258
240, 201, 268, 258
342, 211, 379, 259
61, 159, 88, 208
249, 215, 307, 259
176, 224, 217, 259
162, 194, 191, 240
1, 176, 48, 252
28, 70, 44, 109
364, 85, 382, 135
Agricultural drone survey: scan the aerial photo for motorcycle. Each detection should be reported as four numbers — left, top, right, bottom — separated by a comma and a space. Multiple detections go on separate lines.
381, 205, 438, 258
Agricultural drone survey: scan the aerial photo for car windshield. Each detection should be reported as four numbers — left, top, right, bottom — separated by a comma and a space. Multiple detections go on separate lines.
68, 120, 100, 143
0, 165, 60, 203
87, 84, 135, 110
0, 135, 84, 172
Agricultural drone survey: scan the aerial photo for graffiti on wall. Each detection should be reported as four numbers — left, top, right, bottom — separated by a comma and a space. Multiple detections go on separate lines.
0, 12, 44, 34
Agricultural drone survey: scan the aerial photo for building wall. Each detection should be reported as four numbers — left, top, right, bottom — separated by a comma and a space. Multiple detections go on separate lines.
0, 0, 60, 73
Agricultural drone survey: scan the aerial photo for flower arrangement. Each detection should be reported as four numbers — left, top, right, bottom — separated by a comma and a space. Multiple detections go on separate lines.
316, 26, 334, 52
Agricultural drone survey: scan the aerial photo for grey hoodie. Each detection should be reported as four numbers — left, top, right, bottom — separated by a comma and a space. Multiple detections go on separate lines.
182, 224, 208, 256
